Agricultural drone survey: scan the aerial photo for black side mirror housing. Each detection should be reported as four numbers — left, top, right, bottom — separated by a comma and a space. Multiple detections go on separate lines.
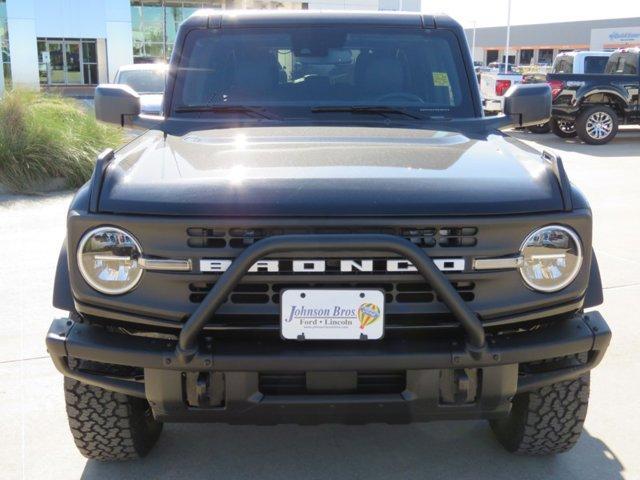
503, 83, 551, 127
94, 84, 141, 126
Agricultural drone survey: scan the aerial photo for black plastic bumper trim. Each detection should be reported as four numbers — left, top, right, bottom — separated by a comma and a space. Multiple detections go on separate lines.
46, 311, 610, 397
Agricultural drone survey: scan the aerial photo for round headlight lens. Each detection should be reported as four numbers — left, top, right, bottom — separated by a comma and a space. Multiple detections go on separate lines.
77, 227, 143, 295
520, 225, 583, 292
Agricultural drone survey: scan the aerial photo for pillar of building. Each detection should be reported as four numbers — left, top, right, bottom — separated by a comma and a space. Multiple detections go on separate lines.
6, 0, 39, 89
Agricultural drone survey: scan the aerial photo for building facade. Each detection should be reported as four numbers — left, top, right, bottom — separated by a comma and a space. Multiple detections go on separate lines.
1, 0, 10, 89
466, 17, 640, 67
0, 0, 421, 94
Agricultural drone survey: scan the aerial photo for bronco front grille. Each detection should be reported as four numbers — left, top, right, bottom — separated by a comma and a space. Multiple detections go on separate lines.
186, 226, 478, 249
188, 281, 475, 305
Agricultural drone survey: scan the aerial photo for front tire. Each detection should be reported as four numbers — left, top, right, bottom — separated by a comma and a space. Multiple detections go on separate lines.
64, 378, 162, 461
576, 106, 619, 145
490, 375, 589, 455
550, 118, 577, 138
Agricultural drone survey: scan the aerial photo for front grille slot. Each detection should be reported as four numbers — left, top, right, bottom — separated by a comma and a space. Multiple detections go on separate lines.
357, 372, 407, 394
259, 371, 406, 395
188, 281, 475, 305
187, 225, 478, 249
259, 373, 306, 395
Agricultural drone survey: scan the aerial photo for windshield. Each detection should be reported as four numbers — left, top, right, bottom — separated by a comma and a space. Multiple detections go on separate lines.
117, 69, 166, 94
173, 27, 475, 118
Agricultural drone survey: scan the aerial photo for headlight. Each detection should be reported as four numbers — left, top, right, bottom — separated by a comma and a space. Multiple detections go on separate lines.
520, 225, 583, 292
77, 227, 143, 295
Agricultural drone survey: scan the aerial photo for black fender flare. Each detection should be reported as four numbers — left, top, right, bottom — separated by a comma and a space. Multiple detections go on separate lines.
52, 238, 75, 312
577, 87, 629, 112
584, 250, 604, 309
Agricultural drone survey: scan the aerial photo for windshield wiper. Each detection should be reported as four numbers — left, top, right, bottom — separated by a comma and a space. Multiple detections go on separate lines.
311, 106, 424, 120
174, 105, 277, 120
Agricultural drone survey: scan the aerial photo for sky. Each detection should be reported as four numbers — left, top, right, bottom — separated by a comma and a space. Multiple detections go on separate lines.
423, 0, 640, 28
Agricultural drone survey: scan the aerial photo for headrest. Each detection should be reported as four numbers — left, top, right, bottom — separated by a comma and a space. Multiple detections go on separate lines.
233, 52, 280, 95
356, 53, 405, 96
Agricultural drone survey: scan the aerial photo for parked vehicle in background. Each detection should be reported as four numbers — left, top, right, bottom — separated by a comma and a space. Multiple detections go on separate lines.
474, 62, 491, 83
552, 51, 612, 75
480, 64, 523, 114
523, 51, 613, 136
113, 63, 168, 115
548, 48, 640, 144
487, 62, 517, 72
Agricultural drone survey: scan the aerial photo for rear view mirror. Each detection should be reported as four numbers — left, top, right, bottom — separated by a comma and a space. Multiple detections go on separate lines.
94, 84, 140, 126
503, 84, 551, 127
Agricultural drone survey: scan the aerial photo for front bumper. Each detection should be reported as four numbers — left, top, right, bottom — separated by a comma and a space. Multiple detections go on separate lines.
46, 311, 610, 424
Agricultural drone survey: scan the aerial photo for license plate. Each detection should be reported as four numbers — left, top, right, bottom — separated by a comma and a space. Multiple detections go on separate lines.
281, 289, 385, 340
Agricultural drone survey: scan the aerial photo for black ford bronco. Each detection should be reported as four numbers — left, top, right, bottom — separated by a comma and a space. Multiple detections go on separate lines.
46, 11, 611, 461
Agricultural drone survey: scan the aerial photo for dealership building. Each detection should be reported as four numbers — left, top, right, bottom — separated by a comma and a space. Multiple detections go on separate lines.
0, 0, 421, 93
465, 17, 640, 66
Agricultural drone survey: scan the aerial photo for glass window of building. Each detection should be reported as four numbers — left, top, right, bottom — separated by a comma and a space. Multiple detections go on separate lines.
538, 49, 554, 65
1, 0, 10, 89
519, 49, 534, 66
131, 1, 224, 63
37, 38, 99, 85
486, 49, 499, 64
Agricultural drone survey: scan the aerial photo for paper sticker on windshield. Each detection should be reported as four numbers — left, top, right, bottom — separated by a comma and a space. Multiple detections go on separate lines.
432, 72, 450, 87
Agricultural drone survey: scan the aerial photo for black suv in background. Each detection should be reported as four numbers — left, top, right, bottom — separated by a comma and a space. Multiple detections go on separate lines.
46, 11, 610, 461
549, 47, 640, 144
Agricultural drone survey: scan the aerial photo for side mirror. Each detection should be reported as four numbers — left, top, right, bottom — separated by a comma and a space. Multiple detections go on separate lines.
94, 84, 140, 126
503, 83, 551, 127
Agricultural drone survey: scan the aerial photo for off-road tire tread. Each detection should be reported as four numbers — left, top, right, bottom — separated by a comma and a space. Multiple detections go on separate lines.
64, 378, 162, 461
490, 374, 589, 455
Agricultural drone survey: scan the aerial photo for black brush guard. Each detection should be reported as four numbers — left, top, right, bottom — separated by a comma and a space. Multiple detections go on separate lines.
177, 234, 486, 361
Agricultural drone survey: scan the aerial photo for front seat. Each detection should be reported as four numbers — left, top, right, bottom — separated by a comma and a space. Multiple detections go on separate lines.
355, 52, 406, 98
231, 51, 281, 99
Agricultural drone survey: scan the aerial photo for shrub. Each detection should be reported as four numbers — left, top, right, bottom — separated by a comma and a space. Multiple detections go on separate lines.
0, 90, 124, 192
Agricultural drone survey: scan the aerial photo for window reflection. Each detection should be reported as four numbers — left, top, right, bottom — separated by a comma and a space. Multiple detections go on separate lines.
131, 1, 224, 63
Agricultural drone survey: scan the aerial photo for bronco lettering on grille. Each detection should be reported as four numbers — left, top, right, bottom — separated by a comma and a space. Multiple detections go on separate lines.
199, 258, 465, 273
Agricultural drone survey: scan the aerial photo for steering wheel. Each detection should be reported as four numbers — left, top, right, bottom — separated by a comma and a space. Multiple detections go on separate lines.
375, 92, 424, 103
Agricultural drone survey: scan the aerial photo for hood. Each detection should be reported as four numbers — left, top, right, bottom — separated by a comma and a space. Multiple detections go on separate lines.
99, 126, 564, 216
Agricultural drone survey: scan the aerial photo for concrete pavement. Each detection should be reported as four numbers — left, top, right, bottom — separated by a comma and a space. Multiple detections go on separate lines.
1, 129, 639, 479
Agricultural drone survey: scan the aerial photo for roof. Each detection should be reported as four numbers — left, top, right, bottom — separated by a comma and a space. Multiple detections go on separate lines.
181, 9, 460, 30
555, 51, 611, 57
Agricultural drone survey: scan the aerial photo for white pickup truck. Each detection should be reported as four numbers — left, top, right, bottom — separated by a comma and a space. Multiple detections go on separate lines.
480, 64, 523, 114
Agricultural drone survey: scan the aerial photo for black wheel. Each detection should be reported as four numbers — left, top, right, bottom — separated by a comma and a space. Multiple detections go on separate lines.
527, 122, 551, 134
576, 105, 619, 145
64, 378, 162, 461
490, 375, 589, 455
550, 118, 577, 138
